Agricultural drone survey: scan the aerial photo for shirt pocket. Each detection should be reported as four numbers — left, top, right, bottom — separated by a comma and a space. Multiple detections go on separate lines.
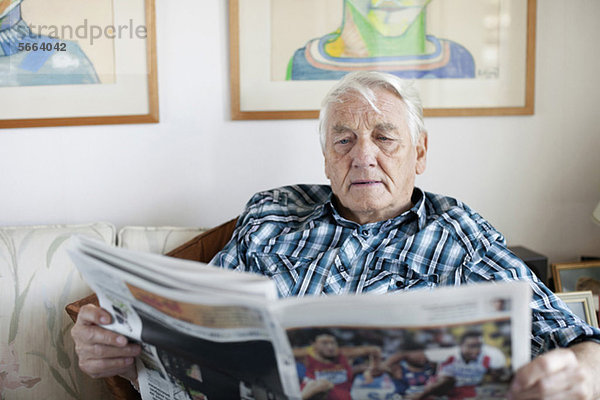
250, 252, 321, 297
365, 257, 438, 293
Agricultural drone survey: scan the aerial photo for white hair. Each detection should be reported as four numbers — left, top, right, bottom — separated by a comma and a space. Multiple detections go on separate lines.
318, 71, 425, 151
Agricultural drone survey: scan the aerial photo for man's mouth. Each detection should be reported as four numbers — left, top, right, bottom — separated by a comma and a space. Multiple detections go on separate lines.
350, 180, 381, 186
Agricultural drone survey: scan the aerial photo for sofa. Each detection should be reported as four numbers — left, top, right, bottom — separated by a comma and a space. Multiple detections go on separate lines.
1, 219, 567, 400
0, 220, 236, 400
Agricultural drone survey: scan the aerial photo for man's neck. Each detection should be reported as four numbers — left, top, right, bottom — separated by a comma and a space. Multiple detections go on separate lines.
332, 197, 413, 226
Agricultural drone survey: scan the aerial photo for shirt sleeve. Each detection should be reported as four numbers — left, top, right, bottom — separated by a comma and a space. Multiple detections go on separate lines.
464, 235, 600, 357
208, 224, 246, 271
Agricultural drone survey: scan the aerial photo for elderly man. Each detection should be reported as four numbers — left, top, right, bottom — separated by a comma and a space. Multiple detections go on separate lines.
72, 71, 600, 399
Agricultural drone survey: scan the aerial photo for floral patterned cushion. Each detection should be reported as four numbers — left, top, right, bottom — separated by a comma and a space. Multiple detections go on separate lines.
0, 223, 115, 400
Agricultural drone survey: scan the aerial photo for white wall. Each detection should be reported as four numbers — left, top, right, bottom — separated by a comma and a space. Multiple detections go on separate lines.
0, 0, 598, 263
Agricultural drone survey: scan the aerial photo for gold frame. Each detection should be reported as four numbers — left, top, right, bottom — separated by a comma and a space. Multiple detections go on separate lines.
555, 291, 599, 328
552, 260, 600, 293
0, 0, 159, 129
229, 0, 537, 120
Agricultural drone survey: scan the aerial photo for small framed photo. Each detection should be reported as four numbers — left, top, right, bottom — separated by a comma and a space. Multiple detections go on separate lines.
555, 291, 599, 328
552, 261, 600, 294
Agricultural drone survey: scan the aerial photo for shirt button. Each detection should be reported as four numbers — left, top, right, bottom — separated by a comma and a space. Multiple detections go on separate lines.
362, 230, 369, 236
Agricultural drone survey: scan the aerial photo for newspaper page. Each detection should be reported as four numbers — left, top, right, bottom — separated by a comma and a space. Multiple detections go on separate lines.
272, 283, 531, 400
69, 236, 295, 400
68, 236, 531, 400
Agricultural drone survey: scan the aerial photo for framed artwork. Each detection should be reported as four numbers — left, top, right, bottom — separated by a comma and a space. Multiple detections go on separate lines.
0, 0, 158, 129
555, 291, 599, 328
552, 261, 600, 295
229, 0, 537, 120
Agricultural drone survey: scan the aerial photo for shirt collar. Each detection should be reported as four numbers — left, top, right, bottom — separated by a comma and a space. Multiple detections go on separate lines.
315, 187, 428, 231
411, 187, 428, 230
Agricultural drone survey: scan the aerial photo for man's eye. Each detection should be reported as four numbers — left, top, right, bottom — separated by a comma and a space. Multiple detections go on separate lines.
337, 139, 350, 145
377, 136, 391, 141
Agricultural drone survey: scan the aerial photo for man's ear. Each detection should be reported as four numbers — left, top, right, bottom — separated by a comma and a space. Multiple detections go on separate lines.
415, 131, 428, 175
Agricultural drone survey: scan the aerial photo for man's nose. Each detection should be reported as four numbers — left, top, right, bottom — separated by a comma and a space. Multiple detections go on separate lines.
350, 138, 378, 168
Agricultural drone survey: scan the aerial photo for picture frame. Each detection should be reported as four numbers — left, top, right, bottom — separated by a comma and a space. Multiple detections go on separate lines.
0, 0, 158, 129
229, 0, 536, 120
552, 261, 600, 294
555, 291, 599, 328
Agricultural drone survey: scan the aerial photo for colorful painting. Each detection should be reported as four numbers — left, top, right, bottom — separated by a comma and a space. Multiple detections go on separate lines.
232, 0, 536, 119
0, 0, 157, 129
286, 0, 475, 81
0, 0, 116, 87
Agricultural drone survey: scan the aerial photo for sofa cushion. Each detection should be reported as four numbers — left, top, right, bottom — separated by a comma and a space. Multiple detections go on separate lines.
0, 222, 115, 400
117, 226, 208, 254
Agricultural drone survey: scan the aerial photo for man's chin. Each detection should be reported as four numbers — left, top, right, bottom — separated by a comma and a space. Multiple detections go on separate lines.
348, 182, 387, 199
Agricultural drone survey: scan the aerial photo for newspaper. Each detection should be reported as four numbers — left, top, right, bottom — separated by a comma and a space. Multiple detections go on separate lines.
68, 236, 532, 400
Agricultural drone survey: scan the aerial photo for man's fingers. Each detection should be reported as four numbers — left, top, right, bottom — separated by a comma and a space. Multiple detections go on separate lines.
70, 304, 140, 381
511, 349, 577, 391
509, 348, 593, 400
79, 342, 141, 361
514, 377, 591, 400
72, 323, 129, 348
80, 356, 136, 379
72, 305, 128, 348
510, 365, 588, 399
76, 304, 113, 326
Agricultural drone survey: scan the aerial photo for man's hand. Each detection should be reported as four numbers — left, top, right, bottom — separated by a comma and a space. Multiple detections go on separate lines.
508, 342, 600, 400
71, 304, 141, 382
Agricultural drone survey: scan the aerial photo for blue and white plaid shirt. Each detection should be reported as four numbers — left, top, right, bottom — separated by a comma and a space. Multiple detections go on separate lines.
211, 184, 600, 357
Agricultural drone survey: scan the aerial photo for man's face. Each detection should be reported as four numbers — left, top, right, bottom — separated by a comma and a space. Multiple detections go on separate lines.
460, 336, 483, 362
313, 334, 339, 361
405, 350, 428, 368
323, 88, 427, 224
348, 0, 432, 36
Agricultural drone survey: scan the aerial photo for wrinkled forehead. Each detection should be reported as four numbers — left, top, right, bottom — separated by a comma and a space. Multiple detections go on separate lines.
327, 88, 407, 130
